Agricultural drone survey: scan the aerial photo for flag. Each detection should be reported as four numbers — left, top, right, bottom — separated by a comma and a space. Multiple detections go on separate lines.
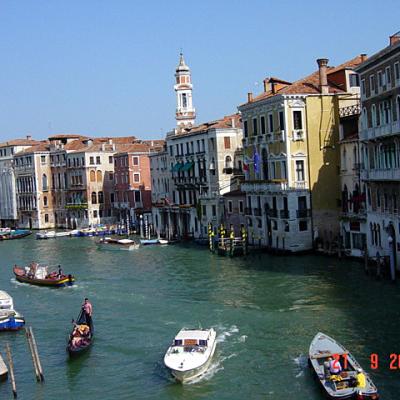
253, 145, 260, 175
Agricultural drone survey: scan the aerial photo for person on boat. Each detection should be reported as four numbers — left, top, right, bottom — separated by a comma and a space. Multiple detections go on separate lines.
58, 265, 63, 278
329, 357, 342, 374
82, 298, 93, 327
356, 368, 366, 389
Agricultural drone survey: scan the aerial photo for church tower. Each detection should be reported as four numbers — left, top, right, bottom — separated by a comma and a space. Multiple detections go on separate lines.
174, 53, 196, 130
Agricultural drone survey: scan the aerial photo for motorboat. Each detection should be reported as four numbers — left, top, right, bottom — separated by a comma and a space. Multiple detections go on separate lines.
0, 353, 7, 380
140, 239, 160, 245
309, 332, 379, 399
164, 328, 217, 383
0, 290, 25, 331
97, 237, 139, 251
67, 308, 94, 357
36, 231, 56, 239
0, 230, 31, 240
13, 264, 75, 287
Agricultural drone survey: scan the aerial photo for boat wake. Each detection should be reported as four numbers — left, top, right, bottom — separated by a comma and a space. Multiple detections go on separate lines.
293, 354, 309, 378
215, 324, 239, 343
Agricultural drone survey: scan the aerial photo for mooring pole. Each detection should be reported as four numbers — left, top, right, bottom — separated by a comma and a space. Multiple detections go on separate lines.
5, 343, 17, 398
30, 327, 44, 382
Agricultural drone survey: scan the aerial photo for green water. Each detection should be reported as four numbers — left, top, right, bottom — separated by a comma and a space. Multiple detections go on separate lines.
0, 236, 399, 399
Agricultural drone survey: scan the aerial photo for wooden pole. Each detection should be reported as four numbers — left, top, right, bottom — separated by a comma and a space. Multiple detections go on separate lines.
5, 343, 17, 398
29, 327, 44, 382
26, 328, 39, 380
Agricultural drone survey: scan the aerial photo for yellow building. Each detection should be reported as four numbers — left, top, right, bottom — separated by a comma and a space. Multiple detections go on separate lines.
239, 56, 363, 252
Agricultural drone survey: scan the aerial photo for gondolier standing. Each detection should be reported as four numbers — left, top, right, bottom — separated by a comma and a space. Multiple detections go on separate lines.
82, 298, 93, 330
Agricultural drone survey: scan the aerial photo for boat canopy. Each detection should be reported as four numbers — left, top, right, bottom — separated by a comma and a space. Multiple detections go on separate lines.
175, 329, 211, 342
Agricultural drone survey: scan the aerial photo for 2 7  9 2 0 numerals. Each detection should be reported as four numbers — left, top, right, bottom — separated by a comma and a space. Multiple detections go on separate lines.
370, 353, 400, 370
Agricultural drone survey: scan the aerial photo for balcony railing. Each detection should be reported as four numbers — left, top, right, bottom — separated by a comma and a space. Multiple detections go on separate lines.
361, 168, 400, 181
268, 209, 278, 218
242, 180, 308, 193
253, 207, 262, 216
244, 207, 252, 215
280, 209, 290, 219
65, 203, 88, 210
296, 209, 312, 218
360, 120, 400, 141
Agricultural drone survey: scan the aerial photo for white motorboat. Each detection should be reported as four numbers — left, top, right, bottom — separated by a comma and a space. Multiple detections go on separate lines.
97, 237, 139, 251
0, 353, 8, 380
36, 231, 56, 239
164, 328, 217, 383
0, 291, 25, 331
309, 332, 379, 399
55, 231, 71, 237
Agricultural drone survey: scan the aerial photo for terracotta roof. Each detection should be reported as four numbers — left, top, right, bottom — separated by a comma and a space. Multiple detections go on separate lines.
0, 138, 41, 148
114, 143, 152, 155
14, 142, 50, 155
176, 114, 241, 137
94, 136, 137, 144
243, 55, 364, 105
48, 134, 87, 140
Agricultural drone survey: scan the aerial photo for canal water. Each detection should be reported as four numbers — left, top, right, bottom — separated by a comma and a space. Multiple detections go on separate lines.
0, 235, 399, 399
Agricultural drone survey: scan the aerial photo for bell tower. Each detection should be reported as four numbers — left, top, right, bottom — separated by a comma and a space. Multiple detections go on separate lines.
174, 53, 196, 130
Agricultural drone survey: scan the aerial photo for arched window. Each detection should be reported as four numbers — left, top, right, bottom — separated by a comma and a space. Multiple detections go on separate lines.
90, 170, 96, 182
376, 189, 381, 208
362, 107, 367, 129
91, 192, 97, 204
371, 104, 377, 127
262, 148, 268, 180
98, 191, 104, 204
342, 148, 347, 170
97, 170, 102, 182
225, 155, 233, 169
370, 223, 374, 245
342, 184, 348, 212
377, 224, 381, 247
42, 174, 48, 190
43, 196, 47, 207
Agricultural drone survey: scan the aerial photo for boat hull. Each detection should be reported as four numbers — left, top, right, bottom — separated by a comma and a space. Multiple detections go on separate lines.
0, 316, 25, 331
15, 274, 75, 287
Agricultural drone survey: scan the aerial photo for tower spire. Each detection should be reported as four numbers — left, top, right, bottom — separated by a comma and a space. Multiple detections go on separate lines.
174, 53, 196, 131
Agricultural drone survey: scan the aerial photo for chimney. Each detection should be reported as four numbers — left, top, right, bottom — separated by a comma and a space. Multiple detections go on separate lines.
108, 138, 113, 145
271, 79, 276, 94
247, 92, 253, 102
317, 58, 329, 95
231, 117, 235, 128
389, 32, 400, 46
263, 78, 271, 93
26, 135, 32, 140
360, 53, 368, 63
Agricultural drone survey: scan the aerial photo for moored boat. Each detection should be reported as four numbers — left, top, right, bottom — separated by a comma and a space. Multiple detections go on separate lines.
36, 230, 56, 239
140, 238, 160, 245
67, 309, 93, 356
97, 237, 139, 251
0, 230, 31, 241
13, 264, 75, 287
164, 328, 217, 383
0, 291, 25, 331
0, 353, 8, 381
309, 332, 379, 399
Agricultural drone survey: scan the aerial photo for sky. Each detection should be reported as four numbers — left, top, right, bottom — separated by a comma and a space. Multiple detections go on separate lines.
0, 0, 399, 142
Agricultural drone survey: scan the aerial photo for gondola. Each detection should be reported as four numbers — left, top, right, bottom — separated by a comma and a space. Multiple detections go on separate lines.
67, 309, 94, 357
13, 265, 75, 287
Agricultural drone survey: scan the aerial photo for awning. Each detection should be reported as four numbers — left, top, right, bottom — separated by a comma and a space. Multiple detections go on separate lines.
181, 161, 194, 172
172, 163, 183, 172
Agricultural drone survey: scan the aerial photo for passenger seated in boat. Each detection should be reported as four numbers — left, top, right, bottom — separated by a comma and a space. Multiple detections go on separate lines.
329, 357, 342, 374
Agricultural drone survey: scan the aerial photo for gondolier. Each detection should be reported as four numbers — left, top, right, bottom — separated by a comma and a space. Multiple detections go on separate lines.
82, 298, 93, 329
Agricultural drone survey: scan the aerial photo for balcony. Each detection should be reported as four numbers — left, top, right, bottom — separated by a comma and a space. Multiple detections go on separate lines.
361, 168, 400, 181
340, 209, 367, 219
339, 103, 361, 118
280, 209, 290, 219
244, 207, 252, 215
361, 120, 400, 141
296, 209, 311, 218
112, 202, 129, 209
273, 130, 285, 142
268, 209, 278, 218
242, 180, 309, 194
65, 203, 88, 210
253, 207, 262, 216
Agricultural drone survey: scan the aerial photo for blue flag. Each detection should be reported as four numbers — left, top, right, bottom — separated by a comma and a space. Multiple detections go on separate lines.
253, 145, 260, 175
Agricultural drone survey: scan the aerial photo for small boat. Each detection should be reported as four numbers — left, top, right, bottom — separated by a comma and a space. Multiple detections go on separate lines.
0, 230, 31, 240
67, 309, 94, 356
0, 353, 8, 381
140, 238, 160, 245
0, 291, 25, 331
36, 230, 56, 239
97, 237, 139, 251
309, 332, 379, 399
55, 231, 72, 238
164, 328, 217, 383
13, 264, 75, 287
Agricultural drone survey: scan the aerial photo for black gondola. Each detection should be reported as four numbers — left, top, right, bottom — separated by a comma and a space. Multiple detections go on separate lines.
67, 309, 94, 357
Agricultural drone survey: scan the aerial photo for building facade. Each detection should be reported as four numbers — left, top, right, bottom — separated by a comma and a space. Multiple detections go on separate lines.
356, 32, 400, 271
240, 56, 363, 252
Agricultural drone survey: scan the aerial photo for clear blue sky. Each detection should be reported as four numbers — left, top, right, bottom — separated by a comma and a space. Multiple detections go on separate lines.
0, 0, 398, 142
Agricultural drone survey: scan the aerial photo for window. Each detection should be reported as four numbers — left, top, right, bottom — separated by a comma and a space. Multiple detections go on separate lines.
260, 116, 266, 134
239, 200, 244, 213
42, 174, 48, 190
93, 210, 98, 218
45, 214, 49, 223
43, 196, 48, 207
96, 170, 102, 182
133, 173, 140, 182
110, 193, 115, 203
361, 79, 366, 95
224, 137, 231, 149
252, 118, 258, 135
96, 156, 101, 164
41, 155, 46, 164
293, 111, 302, 130
370, 75, 376, 93
182, 93, 187, 108
212, 205, 216, 217
244, 120, 248, 137
299, 220, 308, 231
202, 205, 207, 217
109, 156, 113, 163
98, 191, 104, 203
225, 155, 233, 170
134, 191, 141, 203
386, 67, 391, 86
395, 62, 400, 81
228, 201, 233, 213
295, 160, 305, 181
279, 111, 285, 130
109, 172, 114, 180
90, 156, 94, 165
133, 156, 139, 166
90, 170, 96, 182
91, 192, 97, 204
349, 73, 360, 87
268, 113, 274, 133
378, 71, 385, 88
